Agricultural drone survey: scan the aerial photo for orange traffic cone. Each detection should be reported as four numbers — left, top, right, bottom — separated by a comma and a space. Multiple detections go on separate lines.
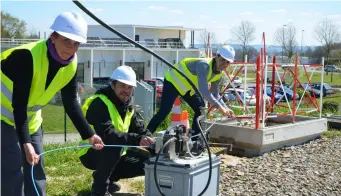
181, 110, 190, 135
170, 97, 182, 127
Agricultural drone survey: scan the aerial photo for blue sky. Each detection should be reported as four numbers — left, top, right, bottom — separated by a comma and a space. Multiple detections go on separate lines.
2, 0, 341, 46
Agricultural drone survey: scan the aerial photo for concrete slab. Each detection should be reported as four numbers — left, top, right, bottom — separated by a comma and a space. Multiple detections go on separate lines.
322, 115, 341, 130
206, 115, 328, 157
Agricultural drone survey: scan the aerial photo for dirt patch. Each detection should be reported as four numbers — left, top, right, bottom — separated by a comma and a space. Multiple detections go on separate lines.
113, 176, 144, 196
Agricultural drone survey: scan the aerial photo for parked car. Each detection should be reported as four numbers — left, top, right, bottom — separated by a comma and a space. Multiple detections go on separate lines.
248, 86, 281, 103
324, 65, 341, 73
310, 83, 334, 97
143, 79, 163, 101
226, 75, 242, 87
300, 83, 322, 97
223, 88, 260, 105
265, 85, 299, 101
264, 87, 284, 102
152, 77, 165, 84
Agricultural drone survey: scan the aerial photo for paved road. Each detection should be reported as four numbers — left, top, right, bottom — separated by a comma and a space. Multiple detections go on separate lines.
42, 133, 80, 145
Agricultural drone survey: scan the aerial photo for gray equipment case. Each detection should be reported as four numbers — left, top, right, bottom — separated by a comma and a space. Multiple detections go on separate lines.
144, 154, 221, 196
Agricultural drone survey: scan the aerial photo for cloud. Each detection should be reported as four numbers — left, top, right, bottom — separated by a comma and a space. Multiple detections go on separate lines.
168, 22, 185, 26
200, 14, 208, 19
147, 5, 184, 15
300, 11, 324, 18
170, 9, 184, 14
251, 18, 265, 23
89, 8, 104, 13
273, 23, 284, 28
271, 9, 286, 13
300, 12, 309, 16
202, 22, 229, 30
326, 14, 341, 19
148, 5, 167, 11
312, 12, 323, 17
240, 12, 253, 16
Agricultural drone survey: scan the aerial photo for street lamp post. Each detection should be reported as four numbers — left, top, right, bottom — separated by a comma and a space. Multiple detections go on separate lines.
301, 29, 305, 56
282, 25, 287, 63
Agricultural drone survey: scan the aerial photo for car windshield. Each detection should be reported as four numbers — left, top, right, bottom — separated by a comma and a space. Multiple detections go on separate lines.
145, 81, 155, 86
324, 83, 332, 89
249, 88, 255, 94
244, 90, 253, 96
156, 80, 163, 86
282, 86, 293, 93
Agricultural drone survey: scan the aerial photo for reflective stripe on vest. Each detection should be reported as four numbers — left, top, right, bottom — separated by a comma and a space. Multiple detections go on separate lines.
165, 58, 223, 96
78, 94, 134, 157
1, 40, 78, 134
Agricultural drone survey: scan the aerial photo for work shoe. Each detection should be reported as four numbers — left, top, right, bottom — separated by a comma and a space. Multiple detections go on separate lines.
89, 191, 112, 196
108, 181, 121, 193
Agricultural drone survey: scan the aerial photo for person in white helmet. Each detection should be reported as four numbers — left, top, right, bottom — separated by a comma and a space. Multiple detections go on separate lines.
78, 65, 154, 196
1, 12, 104, 196
147, 45, 236, 137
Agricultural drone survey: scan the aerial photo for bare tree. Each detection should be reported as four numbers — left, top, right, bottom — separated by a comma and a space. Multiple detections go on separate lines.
314, 18, 341, 61
200, 28, 216, 53
1, 11, 26, 38
230, 20, 256, 58
275, 23, 297, 62
234, 46, 258, 62
246, 46, 258, 62
25, 27, 40, 39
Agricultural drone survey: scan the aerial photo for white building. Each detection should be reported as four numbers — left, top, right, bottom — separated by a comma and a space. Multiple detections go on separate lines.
1, 24, 204, 87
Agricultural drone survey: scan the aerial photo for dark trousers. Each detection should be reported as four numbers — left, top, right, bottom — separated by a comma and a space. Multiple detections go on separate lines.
80, 147, 150, 193
1, 121, 46, 196
146, 79, 204, 135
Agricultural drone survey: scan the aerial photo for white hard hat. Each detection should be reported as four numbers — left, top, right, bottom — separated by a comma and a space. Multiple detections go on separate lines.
50, 12, 88, 43
217, 45, 235, 62
110, 65, 137, 87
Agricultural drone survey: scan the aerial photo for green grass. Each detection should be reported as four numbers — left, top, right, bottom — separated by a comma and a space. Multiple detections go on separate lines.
322, 129, 341, 138
299, 71, 341, 86
42, 126, 341, 195
41, 74, 340, 134
244, 69, 341, 87
41, 105, 77, 133
319, 91, 341, 105
41, 91, 340, 134
43, 142, 145, 195
43, 142, 93, 195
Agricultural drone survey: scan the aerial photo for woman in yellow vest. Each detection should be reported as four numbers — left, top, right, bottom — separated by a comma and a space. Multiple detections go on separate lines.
1, 12, 104, 196
78, 66, 154, 196
147, 45, 236, 137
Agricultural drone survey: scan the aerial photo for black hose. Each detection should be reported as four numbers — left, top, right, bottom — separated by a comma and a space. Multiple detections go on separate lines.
195, 117, 212, 196
71, 1, 213, 195
154, 120, 212, 196
153, 137, 177, 196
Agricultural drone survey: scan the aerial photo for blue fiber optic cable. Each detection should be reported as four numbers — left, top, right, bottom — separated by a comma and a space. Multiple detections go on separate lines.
31, 144, 149, 196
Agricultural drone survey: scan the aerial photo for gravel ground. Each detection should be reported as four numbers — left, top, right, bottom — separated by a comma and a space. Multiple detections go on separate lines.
219, 136, 341, 196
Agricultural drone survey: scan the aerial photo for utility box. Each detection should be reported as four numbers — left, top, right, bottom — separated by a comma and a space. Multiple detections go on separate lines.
144, 155, 221, 196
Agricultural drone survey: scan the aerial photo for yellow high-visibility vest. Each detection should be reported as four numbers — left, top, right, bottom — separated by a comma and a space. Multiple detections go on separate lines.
1, 40, 77, 134
164, 58, 223, 96
78, 94, 134, 157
